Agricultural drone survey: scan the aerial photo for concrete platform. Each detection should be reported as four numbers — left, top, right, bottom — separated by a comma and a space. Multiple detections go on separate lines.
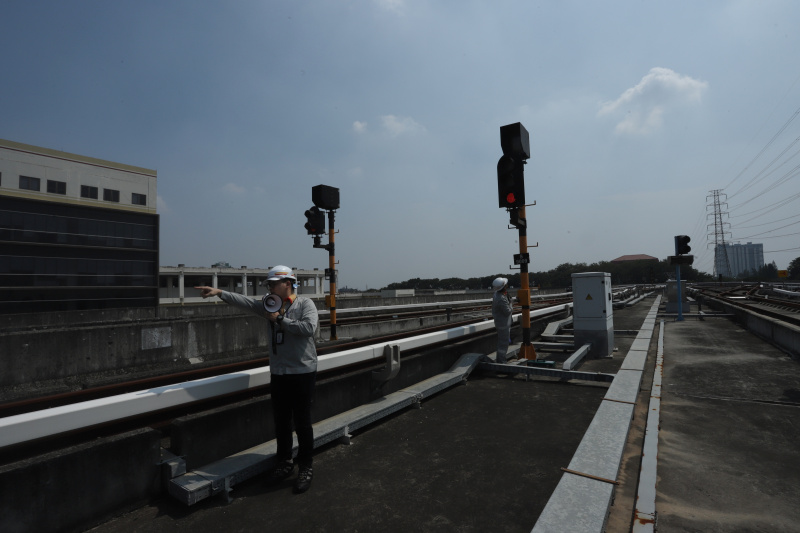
654, 315, 800, 532
83, 297, 800, 532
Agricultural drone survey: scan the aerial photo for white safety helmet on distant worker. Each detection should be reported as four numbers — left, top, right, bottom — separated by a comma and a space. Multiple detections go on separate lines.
492, 277, 508, 292
267, 265, 297, 283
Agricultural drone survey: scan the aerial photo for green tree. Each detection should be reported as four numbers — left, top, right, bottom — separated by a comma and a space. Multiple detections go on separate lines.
788, 256, 800, 280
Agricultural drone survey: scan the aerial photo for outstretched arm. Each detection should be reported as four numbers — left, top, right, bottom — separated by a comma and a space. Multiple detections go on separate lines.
195, 286, 223, 299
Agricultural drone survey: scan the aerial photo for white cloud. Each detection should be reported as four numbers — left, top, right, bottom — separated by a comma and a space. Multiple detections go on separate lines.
222, 182, 246, 194
374, 0, 404, 15
598, 67, 708, 135
380, 114, 426, 137
353, 120, 367, 133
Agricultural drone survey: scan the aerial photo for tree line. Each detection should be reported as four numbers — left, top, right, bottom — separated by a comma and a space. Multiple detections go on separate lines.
382, 256, 800, 291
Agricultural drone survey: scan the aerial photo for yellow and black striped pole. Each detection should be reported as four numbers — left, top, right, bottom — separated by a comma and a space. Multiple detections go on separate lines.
327, 210, 337, 340
516, 205, 537, 360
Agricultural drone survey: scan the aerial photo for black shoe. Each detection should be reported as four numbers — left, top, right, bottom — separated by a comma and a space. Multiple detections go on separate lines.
293, 466, 313, 494
265, 460, 294, 485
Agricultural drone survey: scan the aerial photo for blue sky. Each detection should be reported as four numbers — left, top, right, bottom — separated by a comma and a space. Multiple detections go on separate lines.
2, 1, 799, 289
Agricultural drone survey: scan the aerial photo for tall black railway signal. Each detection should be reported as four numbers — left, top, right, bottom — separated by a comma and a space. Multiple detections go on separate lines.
496, 122, 537, 361
306, 184, 340, 340
497, 122, 530, 209
497, 155, 525, 208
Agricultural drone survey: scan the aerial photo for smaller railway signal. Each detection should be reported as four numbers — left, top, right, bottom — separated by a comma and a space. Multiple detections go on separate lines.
674, 235, 691, 255
304, 206, 325, 235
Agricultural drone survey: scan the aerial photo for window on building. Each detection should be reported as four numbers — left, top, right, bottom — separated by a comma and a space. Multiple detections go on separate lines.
19, 176, 41, 191
47, 180, 67, 195
103, 189, 120, 202
132, 193, 147, 206
81, 185, 99, 199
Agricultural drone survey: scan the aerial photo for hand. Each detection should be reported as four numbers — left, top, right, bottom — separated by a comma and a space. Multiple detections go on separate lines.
195, 286, 222, 299
267, 311, 279, 322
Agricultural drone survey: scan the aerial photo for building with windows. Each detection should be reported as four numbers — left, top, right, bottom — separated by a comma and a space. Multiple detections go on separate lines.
0, 139, 159, 314
159, 265, 326, 305
714, 242, 764, 278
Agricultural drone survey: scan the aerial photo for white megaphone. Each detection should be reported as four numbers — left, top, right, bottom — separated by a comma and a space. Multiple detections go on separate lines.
263, 293, 283, 313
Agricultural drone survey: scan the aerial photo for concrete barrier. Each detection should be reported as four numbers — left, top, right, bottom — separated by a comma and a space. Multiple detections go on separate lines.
0, 295, 494, 390
0, 428, 161, 533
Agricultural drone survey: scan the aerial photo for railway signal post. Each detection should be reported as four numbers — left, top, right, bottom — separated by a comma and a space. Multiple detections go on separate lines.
668, 235, 694, 322
307, 184, 340, 340
497, 122, 537, 360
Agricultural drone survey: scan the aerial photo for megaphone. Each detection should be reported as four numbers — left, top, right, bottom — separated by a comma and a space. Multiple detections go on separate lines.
263, 293, 283, 313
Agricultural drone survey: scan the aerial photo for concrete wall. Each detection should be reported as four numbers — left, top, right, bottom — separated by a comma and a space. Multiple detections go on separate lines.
0, 294, 497, 390
692, 292, 800, 360
0, 308, 271, 389
0, 428, 161, 533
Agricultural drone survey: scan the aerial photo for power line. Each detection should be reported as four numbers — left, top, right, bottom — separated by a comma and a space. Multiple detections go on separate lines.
736, 212, 800, 229
765, 246, 800, 253
729, 163, 800, 211
723, 105, 800, 191
731, 191, 800, 220
735, 219, 800, 239
736, 229, 800, 241
727, 137, 800, 201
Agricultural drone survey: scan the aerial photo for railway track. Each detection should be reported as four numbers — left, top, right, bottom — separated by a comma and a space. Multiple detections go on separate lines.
693, 285, 800, 328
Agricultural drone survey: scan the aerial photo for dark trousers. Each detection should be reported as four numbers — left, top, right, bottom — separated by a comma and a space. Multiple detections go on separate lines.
271, 372, 316, 468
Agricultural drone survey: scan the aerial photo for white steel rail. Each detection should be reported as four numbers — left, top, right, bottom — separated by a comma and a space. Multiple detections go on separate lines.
0, 303, 572, 448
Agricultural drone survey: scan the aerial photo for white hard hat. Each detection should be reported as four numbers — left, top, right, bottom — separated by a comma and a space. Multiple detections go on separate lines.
266, 265, 297, 282
492, 277, 508, 291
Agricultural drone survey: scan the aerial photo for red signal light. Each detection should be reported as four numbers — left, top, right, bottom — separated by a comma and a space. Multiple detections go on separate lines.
506, 193, 516, 204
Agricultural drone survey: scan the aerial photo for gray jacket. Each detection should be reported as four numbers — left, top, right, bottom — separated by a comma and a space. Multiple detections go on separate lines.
492, 291, 513, 332
219, 291, 319, 374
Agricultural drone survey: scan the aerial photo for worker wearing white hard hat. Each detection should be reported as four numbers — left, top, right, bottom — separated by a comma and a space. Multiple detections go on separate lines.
195, 263, 318, 494
492, 277, 513, 364
266, 265, 298, 289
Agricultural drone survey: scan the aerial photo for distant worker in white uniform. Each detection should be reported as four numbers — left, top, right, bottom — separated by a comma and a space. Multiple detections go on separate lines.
492, 277, 513, 364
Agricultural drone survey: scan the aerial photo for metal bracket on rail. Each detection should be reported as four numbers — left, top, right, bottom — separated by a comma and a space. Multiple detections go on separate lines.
223, 476, 234, 504
412, 393, 423, 409
372, 344, 401, 385
339, 425, 353, 445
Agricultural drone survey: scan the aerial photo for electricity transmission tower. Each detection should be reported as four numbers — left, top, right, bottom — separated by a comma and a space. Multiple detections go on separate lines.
707, 189, 732, 278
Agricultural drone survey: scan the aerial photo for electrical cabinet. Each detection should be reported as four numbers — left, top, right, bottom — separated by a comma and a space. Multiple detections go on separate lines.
571, 272, 614, 358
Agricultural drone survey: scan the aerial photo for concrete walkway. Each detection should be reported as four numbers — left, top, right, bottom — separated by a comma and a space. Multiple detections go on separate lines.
654, 316, 800, 532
